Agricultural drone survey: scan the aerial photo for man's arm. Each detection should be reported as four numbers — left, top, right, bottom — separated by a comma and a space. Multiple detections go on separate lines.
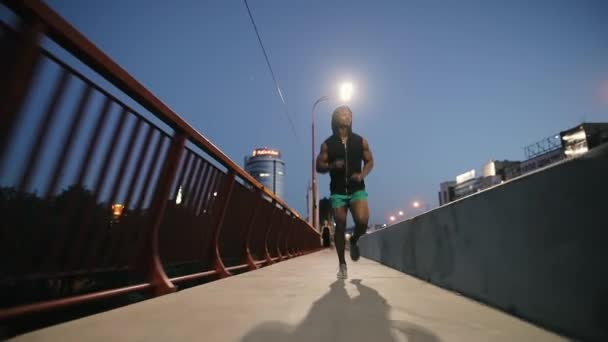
360, 138, 374, 178
350, 138, 374, 182
316, 143, 331, 174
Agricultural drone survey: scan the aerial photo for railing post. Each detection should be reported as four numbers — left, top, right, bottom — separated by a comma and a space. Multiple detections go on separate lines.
275, 214, 284, 262
141, 131, 186, 296
291, 223, 299, 257
0, 18, 44, 166
212, 171, 236, 278
292, 220, 300, 256
284, 217, 294, 259
243, 196, 262, 271
296, 222, 304, 256
264, 206, 277, 265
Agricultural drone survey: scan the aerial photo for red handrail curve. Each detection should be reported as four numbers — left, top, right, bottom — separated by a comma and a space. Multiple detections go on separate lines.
0, 0, 322, 324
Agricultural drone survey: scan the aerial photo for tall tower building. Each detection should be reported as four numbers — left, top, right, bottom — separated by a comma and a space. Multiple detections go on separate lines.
244, 147, 285, 199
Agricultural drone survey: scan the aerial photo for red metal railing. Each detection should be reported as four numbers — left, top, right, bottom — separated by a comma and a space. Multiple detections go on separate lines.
0, 0, 320, 321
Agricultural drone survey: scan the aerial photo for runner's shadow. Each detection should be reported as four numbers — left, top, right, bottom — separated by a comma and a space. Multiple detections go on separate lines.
241, 279, 441, 342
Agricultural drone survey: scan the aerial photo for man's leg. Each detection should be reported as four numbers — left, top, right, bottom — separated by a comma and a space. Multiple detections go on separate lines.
333, 205, 348, 266
349, 192, 370, 261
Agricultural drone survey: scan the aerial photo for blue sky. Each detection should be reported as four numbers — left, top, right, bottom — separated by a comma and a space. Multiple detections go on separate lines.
20, 0, 608, 224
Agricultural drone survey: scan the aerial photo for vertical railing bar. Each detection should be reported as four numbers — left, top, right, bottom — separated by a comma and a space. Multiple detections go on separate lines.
101, 115, 144, 267
172, 150, 193, 202
0, 19, 44, 171
208, 170, 226, 213
211, 171, 236, 278
45, 96, 111, 272
264, 205, 277, 265
138, 131, 187, 296
112, 124, 154, 267
74, 97, 112, 186
127, 133, 166, 267
198, 169, 220, 263
33, 83, 92, 275
243, 195, 262, 270
10, 68, 69, 274
107, 115, 143, 206
259, 203, 274, 262
18, 70, 70, 269
182, 156, 201, 208
283, 216, 291, 258
75, 107, 129, 270
185, 158, 206, 211
17, 69, 71, 193
45, 83, 93, 197
201, 169, 220, 216
287, 217, 296, 257
195, 164, 216, 216
90, 106, 129, 200
276, 213, 285, 261
135, 133, 166, 211
192, 162, 211, 216
123, 124, 154, 210
182, 157, 201, 209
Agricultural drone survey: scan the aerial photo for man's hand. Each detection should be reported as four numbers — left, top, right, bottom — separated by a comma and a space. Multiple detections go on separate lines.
350, 173, 364, 182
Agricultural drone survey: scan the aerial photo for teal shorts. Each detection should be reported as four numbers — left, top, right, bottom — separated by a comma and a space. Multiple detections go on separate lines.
330, 190, 368, 208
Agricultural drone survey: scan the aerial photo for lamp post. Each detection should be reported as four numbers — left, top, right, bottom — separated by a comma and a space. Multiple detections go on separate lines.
311, 96, 328, 231
311, 82, 353, 231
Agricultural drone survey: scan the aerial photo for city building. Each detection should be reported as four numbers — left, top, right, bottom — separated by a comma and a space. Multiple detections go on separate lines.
438, 181, 456, 206
438, 122, 608, 205
244, 147, 285, 199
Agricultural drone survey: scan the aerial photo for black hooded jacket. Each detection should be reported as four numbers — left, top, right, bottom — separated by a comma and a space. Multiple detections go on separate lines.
323, 132, 365, 195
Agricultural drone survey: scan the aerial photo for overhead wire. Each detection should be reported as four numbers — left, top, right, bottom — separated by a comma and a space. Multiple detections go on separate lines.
243, 0, 301, 145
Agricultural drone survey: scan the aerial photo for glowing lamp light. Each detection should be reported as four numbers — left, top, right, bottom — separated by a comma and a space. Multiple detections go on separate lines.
398, 211, 404, 216
389, 216, 396, 222
340, 82, 353, 102
112, 204, 124, 217
412, 201, 420, 208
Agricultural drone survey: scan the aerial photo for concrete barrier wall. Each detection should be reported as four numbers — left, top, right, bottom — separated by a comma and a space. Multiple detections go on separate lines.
359, 144, 608, 342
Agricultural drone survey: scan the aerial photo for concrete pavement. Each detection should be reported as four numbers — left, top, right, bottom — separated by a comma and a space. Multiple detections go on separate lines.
12, 250, 567, 341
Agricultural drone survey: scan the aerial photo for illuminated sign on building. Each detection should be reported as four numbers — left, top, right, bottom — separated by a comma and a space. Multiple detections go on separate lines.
252, 148, 280, 157
456, 169, 476, 184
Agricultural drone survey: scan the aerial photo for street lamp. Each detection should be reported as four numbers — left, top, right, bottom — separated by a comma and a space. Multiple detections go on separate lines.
340, 82, 354, 102
311, 82, 354, 231
398, 210, 404, 216
389, 215, 396, 222
412, 201, 420, 209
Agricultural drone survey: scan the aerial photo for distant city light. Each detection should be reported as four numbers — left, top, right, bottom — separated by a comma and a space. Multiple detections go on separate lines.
562, 130, 586, 142
112, 204, 124, 217
389, 216, 396, 222
398, 211, 404, 216
176, 186, 183, 205
412, 201, 420, 208
213, 192, 218, 197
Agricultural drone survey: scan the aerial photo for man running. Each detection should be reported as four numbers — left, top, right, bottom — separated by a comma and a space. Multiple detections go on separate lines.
316, 105, 374, 279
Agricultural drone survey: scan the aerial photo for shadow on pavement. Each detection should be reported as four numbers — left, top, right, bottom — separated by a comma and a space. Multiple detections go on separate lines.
241, 278, 440, 342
